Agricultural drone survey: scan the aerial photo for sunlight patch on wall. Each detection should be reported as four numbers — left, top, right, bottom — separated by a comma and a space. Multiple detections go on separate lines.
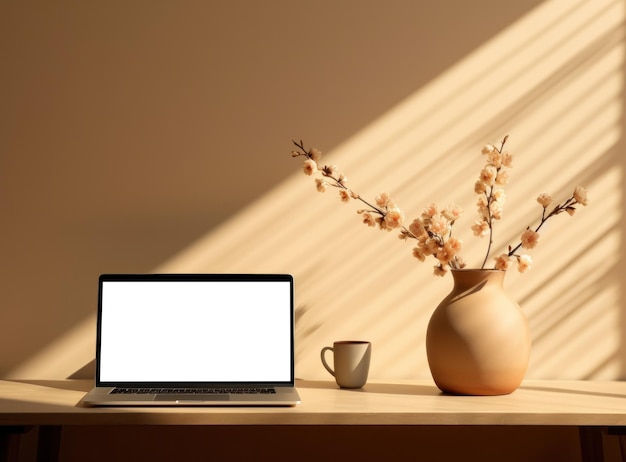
6, 315, 97, 379
156, 0, 624, 380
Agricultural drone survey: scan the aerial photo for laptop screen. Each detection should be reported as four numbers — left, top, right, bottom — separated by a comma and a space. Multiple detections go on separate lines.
96, 274, 294, 385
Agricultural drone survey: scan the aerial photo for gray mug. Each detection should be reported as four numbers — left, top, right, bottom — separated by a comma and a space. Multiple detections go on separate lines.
321, 340, 371, 389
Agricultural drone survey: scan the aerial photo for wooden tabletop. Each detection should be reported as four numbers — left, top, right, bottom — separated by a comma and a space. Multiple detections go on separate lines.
1, 378, 626, 427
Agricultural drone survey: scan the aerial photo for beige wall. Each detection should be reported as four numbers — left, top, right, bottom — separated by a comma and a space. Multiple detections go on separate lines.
1, 0, 624, 384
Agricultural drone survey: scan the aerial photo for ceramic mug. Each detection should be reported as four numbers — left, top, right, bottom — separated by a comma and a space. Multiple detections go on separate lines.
320, 340, 371, 389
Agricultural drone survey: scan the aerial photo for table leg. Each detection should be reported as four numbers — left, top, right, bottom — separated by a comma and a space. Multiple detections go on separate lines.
0, 427, 32, 462
36, 426, 62, 462
580, 426, 605, 462
606, 427, 626, 462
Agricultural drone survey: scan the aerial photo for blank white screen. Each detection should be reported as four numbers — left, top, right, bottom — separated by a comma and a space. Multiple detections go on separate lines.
98, 280, 292, 382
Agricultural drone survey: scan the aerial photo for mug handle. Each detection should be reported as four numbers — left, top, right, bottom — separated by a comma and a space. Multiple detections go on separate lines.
320, 346, 335, 377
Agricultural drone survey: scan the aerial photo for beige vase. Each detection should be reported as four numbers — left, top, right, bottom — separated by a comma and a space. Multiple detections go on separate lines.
426, 269, 531, 395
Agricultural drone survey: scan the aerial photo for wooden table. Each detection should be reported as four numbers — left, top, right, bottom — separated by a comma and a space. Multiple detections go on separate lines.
1, 378, 626, 461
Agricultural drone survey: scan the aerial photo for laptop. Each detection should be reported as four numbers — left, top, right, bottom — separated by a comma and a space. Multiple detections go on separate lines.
82, 273, 301, 406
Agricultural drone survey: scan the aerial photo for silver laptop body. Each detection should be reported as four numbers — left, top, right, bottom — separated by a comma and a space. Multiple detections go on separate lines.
82, 273, 301, 406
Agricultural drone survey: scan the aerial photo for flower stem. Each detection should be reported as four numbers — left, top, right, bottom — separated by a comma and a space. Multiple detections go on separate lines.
292, 139, 389, 219
480, 136, 507, 269
507, 194, 578, 257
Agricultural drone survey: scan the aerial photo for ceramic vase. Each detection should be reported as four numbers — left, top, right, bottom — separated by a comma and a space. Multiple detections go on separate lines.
426, 269, 531, 395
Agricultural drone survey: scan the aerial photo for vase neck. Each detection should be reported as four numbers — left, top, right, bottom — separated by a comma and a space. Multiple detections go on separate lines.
451, 269, 505, 290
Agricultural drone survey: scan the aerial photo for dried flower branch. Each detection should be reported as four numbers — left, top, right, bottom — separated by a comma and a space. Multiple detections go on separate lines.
290, 137, 588, 277
494, 185, 588, 273
291, 140, 405, 231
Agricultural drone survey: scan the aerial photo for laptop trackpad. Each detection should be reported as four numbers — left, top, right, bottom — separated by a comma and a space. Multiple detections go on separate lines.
154, 394, 230, 402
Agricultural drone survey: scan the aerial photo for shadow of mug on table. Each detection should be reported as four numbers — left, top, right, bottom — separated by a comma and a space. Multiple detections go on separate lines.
320, 341, 371, 389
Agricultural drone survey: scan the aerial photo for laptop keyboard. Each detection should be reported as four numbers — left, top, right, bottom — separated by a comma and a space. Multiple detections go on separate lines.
110, 387, 276, 395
